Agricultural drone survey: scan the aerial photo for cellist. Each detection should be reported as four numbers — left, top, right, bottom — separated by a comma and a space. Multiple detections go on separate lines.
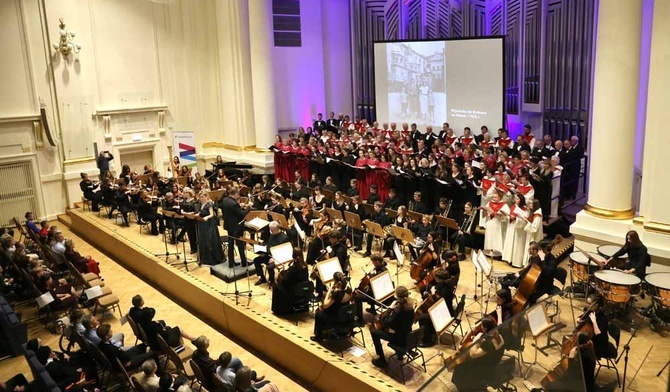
503, 241, 555, 306
450, 318, 506, 391
410, 232, 442, 281
353, 255, 390, 324
416, 269, 455, 347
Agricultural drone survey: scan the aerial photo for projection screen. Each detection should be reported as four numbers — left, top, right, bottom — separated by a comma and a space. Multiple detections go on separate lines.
373, 37, 504, 133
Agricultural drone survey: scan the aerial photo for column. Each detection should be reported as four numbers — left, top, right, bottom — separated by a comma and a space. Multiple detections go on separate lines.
582, 0, 642, 220
215, 0, 256, 147
639, 1, 670, 234
248, 0, 278, 148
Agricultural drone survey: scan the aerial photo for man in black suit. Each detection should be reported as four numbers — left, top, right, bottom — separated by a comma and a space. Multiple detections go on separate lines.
424, 126, 438, 149
128, 295, 192, 350
313, 113, 326, 131
253, 222, 290, 286
98, 324, 155, 372
326, 111, 340, 129
364, 201, 389, 257
409, 123, 423, 150
221, 187, 250, 267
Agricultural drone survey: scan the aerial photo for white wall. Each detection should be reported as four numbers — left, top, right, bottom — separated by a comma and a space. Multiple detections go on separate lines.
272, 0, 353, 130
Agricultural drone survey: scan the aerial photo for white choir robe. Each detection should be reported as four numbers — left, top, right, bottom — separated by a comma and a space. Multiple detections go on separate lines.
502, 205, 529, 268
483, 203, 510, 253
522, 211, 544, 265
479, 179, 497, 226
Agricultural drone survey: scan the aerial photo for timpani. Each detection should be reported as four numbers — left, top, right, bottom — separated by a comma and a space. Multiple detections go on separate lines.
569, 252, 605, 283
593, 270, 641, 304
645, 272, 670, 309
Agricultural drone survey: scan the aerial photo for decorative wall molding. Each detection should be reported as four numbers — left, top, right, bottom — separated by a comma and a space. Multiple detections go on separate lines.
92, 105, 168, 117
32, 120, 45, 150
0, 114, 41, 124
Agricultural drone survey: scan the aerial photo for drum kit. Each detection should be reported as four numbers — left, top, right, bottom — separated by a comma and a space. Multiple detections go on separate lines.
568, 245, 670, 326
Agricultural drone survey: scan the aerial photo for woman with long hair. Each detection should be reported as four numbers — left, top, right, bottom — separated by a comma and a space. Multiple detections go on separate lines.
601, 230, 649, 280
502, 194, 529, 267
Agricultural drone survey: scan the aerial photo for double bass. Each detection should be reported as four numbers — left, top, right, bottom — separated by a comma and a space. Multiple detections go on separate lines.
512, 263, 542, 314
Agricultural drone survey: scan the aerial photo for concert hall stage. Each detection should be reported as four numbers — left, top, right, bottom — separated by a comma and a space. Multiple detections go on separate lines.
62, 207, 669, 392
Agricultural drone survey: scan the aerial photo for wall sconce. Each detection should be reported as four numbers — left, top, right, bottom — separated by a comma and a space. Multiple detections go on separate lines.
52, 18, 81, 57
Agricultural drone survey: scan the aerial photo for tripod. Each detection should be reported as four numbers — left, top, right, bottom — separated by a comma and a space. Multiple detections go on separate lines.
221, 235, 264, 306
156, 210, 182, 264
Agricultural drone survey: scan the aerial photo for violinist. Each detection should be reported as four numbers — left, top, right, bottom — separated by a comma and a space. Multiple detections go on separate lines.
306, 209, 332, 265
311, 271, 352, 342
180, 188, 199, 254
315, 231, 349, 296
119, 164, 133, 185
79, 173, 102, 212
137, 190, 161, 236
417, 269, 455, 347
250, 184, 267, 211
291, 198, 313, 238
264, 193, 285, 216
363, 201, 389, 258
353, 255, 389, 323
599, 230, 649, 280
451, 318, 505, 391
450, 202, 478, 260
371, 286, 415, 368
113, 183, 138, 227
580, 295, 616, 359
261, 174, 273, 191
253, 222, 290, 287
271, 248, 309, 315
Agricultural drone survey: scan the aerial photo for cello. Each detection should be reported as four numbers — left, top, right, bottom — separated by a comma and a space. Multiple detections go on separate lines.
512, 263, 542, 314
410, 242, 437, 281
540, 302, 597, 388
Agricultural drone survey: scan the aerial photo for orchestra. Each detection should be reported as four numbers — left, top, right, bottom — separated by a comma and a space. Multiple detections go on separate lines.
75, 118, 655, 391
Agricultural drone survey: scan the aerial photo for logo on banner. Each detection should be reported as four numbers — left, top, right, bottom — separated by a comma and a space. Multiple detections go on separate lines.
173, 131, 197, 168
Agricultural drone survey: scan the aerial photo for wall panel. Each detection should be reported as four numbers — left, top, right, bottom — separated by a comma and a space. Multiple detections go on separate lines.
0, 0, 35, 116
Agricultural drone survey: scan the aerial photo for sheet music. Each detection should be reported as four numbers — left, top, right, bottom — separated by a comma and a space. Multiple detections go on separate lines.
527, 305, 551, 337
246, 217, 269, 230
84, 286, 104, 300
326, 246, 332, 254
317, 257, 343, 283
477, 250, 492, 276
270, 242, 293, 265
370, 271, 394, 301
428, 298, 454, 334
36, 292, 54, 308
393, 241, 404, 266
253, 244, 268, 254
470, 250, 482, 272
293, 220, 305, 240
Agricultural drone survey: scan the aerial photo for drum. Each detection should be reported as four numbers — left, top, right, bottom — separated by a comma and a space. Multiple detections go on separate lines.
645, 272, 670, 309
596, 244, 626, 267
483, 249, 502, 260
569, 252, 604, 282
593, 270, 641, 304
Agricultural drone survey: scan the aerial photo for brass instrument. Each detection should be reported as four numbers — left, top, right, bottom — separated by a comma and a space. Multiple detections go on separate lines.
453, 212, 475, 245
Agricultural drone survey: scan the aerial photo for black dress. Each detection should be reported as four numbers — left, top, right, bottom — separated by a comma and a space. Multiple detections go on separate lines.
197, 201, 223, 265
271, 264, 309, 315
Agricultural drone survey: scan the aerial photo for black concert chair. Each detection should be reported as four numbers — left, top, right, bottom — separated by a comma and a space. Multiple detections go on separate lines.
387, 327, 426, 385
444, 294, 466, 349
488, 356, 518, 392
323, 303, 366, 355
596, 323, 621, 387
189, 358, 213, 391
550, 267, 568, 296
290, 281, 314, 324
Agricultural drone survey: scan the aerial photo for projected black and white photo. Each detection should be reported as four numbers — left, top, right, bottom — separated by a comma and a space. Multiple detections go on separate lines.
374, 38, 503, 132
386, 41, 446, 125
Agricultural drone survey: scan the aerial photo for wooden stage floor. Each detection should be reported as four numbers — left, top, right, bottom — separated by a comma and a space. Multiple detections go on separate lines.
63, 207, 670, 392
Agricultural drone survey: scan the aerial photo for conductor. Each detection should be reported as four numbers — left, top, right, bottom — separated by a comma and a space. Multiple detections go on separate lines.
221, 187, 250, 268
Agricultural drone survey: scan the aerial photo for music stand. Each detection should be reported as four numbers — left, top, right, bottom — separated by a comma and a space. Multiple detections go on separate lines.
208, 190, 225, 204
158, 210, 182, 264
406, 210, 424, 224
370, 270, 395, 303
221, 235, 263, 306
267, 211, 290, 231
316, 257, 344, 284
425, 298, 455, 363
435, 215, 459, 238
464, 249, 485, 318
325, 207, 343, 221
524, 304, 556, 379
343, 211, 364, 255
181, 212, 206, 271
362, 220, 385, 254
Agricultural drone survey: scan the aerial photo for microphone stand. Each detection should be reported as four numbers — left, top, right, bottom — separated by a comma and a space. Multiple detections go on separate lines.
616, 310, 645, 391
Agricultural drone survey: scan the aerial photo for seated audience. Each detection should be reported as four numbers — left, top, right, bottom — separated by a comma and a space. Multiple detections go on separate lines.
97, 324, 154, 372
128, 294, 194, 350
